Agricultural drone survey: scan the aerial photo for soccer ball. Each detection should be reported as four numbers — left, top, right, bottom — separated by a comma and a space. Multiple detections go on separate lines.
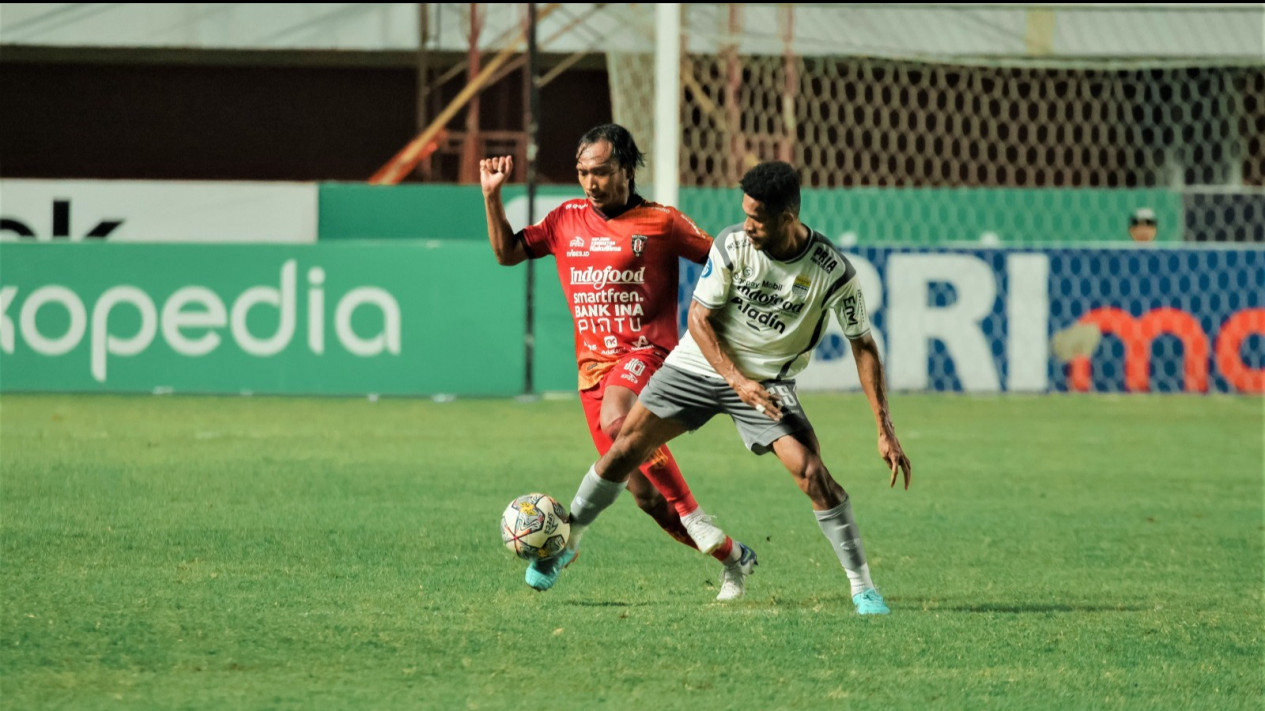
500, 493, 570, 561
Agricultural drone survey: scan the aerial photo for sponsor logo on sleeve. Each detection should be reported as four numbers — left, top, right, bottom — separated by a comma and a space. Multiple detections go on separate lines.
841, 293, 863, 327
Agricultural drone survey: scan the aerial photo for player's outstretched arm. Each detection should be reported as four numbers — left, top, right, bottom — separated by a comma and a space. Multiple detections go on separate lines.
849, 332, 912, 489
687, 300, 784, 421
480, 156, 528, 266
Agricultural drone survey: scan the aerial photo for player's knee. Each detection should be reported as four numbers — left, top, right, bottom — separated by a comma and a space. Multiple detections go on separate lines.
606, 438, 651, 477
797, 463, 840, 503
789, 459, 821, 484
600, 414, 627, 442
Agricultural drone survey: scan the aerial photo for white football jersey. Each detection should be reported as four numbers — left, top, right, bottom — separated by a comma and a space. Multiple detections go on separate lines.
666, 225, 870, 381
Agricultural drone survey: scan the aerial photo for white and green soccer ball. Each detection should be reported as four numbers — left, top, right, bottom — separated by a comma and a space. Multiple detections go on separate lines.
500, 493, 570, 561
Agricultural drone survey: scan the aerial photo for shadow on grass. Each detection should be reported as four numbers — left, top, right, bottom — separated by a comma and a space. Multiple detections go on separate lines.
759, 595, 1152, 614
910, 600, 1152, 613
563, 600, 656, 608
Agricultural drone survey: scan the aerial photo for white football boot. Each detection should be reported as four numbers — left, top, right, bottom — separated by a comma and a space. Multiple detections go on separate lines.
716, 542, 758, 601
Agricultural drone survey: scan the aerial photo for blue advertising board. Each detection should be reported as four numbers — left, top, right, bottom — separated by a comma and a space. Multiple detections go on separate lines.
682, 246, 1264, 394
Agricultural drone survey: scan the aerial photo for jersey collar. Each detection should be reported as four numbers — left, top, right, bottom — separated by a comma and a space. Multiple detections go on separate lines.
593, 193, 644, 221
772, 225, 821, 263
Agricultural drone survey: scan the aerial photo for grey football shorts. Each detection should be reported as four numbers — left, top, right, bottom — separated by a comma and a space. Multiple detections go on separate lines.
638, 363, 811, 455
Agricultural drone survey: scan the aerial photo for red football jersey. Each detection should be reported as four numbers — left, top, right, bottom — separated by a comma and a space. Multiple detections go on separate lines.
521, 197, 713, 390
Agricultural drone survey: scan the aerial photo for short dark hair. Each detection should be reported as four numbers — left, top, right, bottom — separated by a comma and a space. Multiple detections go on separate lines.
578, 124, 645, 192
740, 161, 801, 217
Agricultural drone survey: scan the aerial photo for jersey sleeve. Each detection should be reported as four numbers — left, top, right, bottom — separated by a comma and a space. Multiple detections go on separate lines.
667, 207, 714, 264
691, 238, 734, 309
519, 207, 562, 259
827, 275, 871, 339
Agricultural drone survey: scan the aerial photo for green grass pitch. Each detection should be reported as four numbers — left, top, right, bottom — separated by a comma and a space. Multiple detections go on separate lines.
1, 392, 1261, 710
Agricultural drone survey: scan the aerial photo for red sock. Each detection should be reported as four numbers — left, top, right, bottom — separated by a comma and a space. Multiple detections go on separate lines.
582, 394, 722, 558
712, 537, 734, 562
636, 446, 697, 549
639, 445, 699, 516
642, 447, 732, 561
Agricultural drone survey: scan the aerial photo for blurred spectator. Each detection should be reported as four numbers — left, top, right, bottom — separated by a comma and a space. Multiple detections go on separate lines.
1128, 207, 1158, 243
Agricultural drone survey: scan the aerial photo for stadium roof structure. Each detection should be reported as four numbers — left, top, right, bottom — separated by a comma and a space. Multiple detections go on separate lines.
2, 3, 1262, 66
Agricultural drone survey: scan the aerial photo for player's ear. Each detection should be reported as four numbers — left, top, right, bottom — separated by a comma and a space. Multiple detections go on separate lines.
778, 208, 796, 230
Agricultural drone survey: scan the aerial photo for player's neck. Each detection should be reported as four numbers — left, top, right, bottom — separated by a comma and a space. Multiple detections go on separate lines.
767, 223, 810, 261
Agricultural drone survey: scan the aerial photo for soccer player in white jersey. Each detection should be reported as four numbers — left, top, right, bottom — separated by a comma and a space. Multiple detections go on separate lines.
557, 160, 912, 613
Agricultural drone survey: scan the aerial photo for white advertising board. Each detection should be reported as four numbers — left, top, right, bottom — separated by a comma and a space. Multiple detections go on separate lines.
0, 180, 317, 243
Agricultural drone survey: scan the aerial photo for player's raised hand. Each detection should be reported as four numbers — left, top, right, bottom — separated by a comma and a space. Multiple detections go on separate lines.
480, 156, 514, 195
878, 427, 911, 490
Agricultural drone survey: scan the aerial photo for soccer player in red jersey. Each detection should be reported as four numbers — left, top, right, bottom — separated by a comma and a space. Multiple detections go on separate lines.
481, 124, 757, 599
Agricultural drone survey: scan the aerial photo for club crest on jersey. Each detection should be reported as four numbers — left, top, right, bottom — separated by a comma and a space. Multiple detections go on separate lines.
631, 234, 647, 257
792, 275, 811, 298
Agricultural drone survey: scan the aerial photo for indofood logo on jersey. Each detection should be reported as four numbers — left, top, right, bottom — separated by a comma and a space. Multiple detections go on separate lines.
731, 278, 807, 335
569, 266, 646, 290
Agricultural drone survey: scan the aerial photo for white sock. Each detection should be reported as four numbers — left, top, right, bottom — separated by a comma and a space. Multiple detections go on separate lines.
813, 497, 876, 596
680, 508, 709, 525
566, 465, 626, 549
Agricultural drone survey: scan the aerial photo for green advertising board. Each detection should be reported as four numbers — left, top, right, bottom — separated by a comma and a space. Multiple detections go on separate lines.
680, 186, 1181, 245
317, 183, 582, 241
0, 242, 575, 396
319, 183, 1181, 245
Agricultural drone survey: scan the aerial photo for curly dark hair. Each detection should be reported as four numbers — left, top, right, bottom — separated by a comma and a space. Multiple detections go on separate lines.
577, 123, 646, 193
739, 161, 801, 217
